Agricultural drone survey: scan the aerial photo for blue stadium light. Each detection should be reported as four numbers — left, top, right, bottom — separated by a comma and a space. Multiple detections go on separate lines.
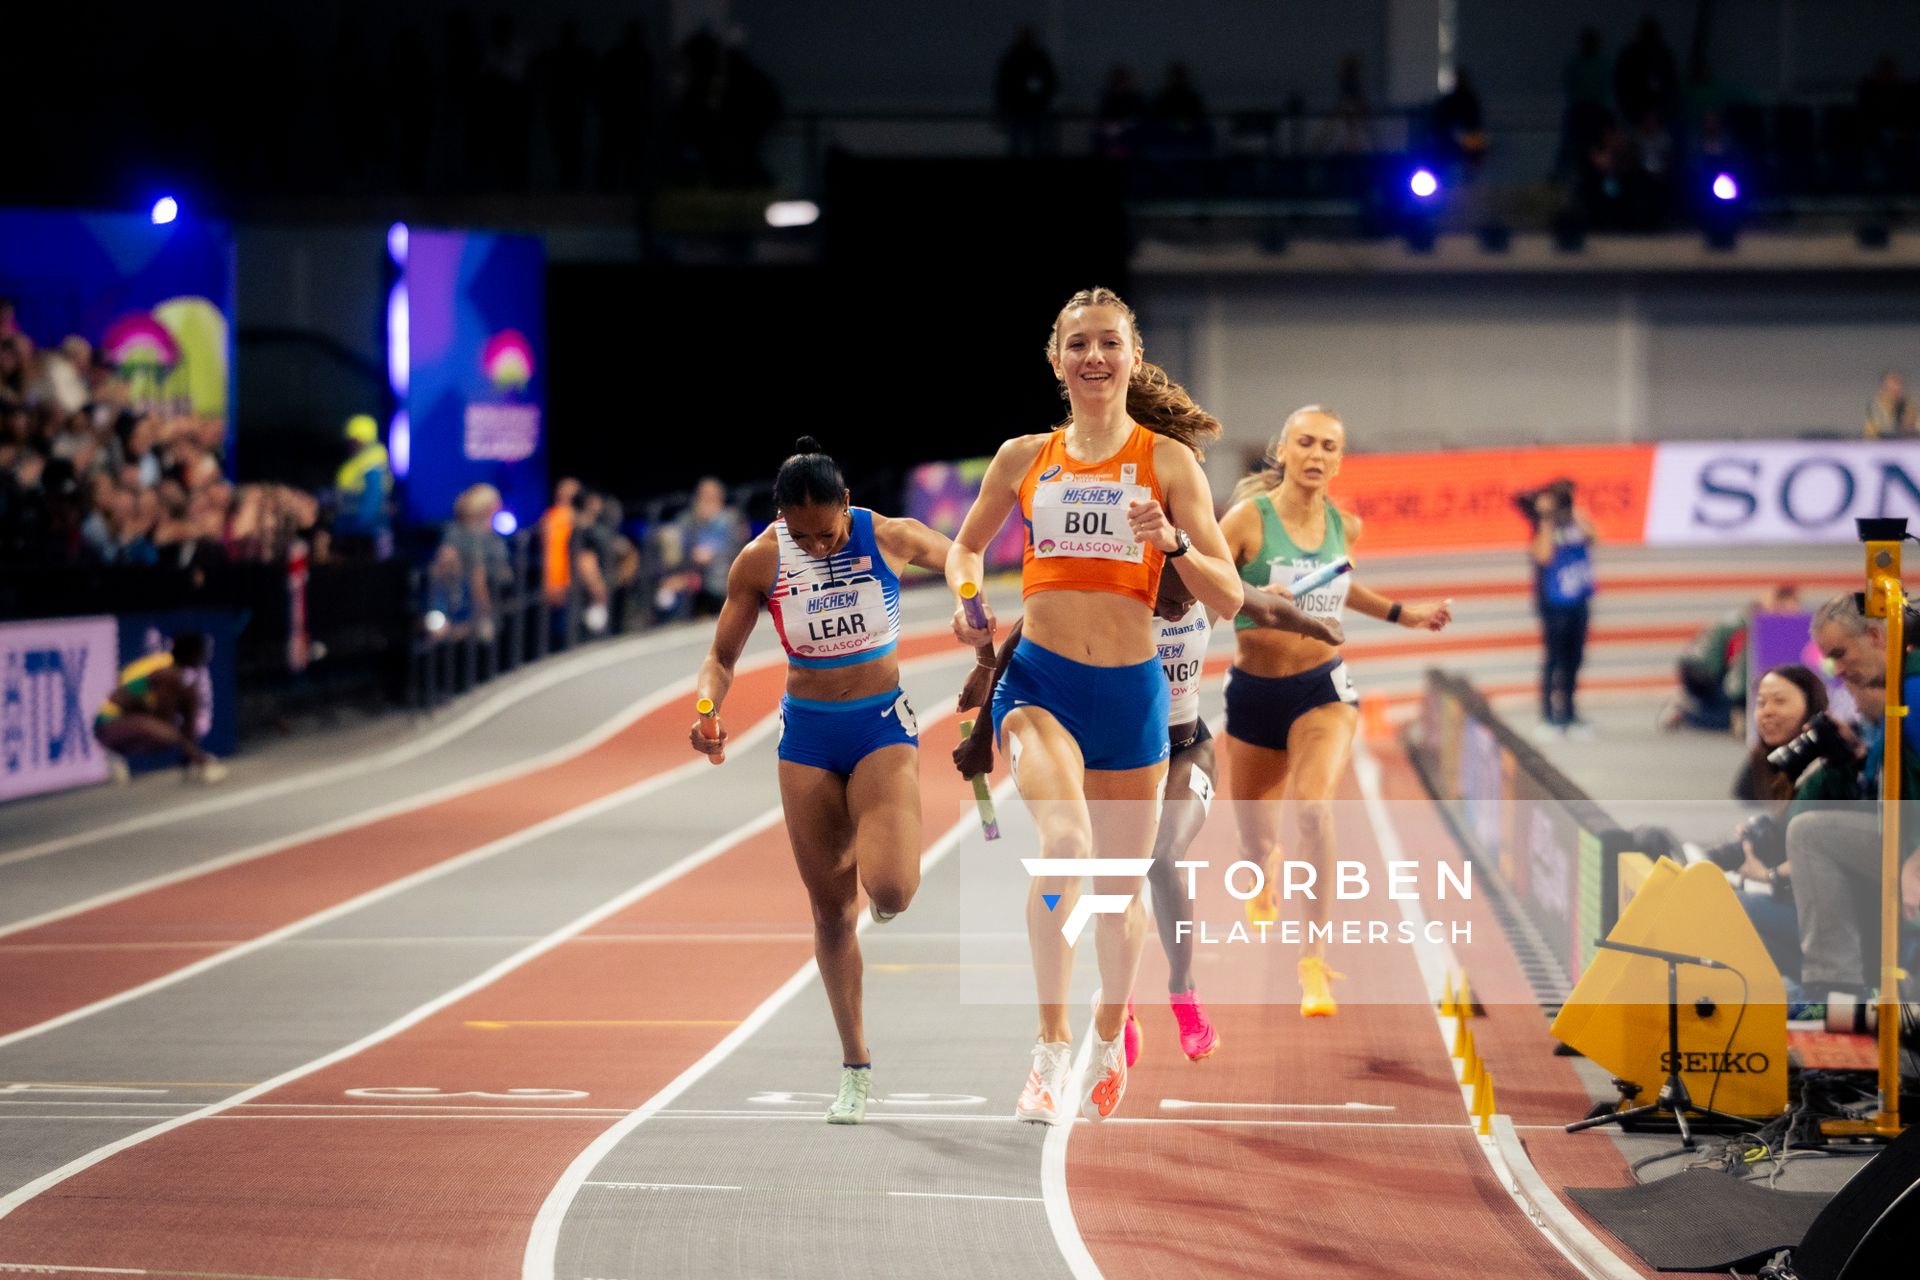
387, 222, 409, 268
150, 196, 179, 225
1409, 168, 1440, 200
1711, 173, 1739, 202
387, 282, 409, 399
493, 510, 518, 536
390, 411, 410, 479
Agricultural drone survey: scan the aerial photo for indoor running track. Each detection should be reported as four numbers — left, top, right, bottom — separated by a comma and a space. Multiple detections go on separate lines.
1, 555, 1787, 1280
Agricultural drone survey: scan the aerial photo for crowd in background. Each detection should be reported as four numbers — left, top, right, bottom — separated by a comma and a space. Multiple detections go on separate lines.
0, 304, 318, 569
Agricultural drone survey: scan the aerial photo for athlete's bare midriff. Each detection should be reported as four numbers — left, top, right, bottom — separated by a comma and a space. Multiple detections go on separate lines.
1022, 589, 1156, 666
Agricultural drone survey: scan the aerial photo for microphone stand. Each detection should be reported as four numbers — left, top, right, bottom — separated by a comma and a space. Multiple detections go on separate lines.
1565, 939, 1751, 1148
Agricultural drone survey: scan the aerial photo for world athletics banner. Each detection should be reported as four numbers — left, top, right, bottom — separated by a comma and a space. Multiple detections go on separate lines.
0, 208, 233, 455
401, 230, 547, 528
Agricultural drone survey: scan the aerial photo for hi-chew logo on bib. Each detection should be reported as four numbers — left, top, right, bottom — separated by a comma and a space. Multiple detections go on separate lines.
789, 579, 886, 656
1033, 478, 1147, 561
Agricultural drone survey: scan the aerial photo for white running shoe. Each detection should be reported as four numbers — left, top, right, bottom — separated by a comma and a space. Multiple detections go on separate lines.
1015, 1040, 1074, 1125
1079, 1032, 1127, 1121
186, 758, 229, 785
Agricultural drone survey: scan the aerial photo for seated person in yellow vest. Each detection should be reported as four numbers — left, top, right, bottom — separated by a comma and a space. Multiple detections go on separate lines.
333, 414, 391, 550
93, 632, 227, 784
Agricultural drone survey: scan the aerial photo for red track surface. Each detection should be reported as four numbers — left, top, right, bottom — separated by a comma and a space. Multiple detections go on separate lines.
0, 641, 1664, 1279
1070, 750, 1594, 1280
0, 710, 973, 1278
0, 633, 957, 1041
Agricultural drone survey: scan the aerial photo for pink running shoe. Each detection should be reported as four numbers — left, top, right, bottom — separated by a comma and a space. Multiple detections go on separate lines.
1170, 989, 1220, 1061
1123, 1001, 1141, 1068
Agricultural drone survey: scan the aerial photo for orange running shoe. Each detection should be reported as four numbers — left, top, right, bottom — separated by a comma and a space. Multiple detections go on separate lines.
1016, 1040, 1073, 1125
1298, 955, 1345, 1018
1080, 1032, 1128, 1121
1244, 885, 1278, 925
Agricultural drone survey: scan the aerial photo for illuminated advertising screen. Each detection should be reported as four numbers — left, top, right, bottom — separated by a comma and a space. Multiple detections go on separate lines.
0, 208, 234, 458
401, 230, 546, 528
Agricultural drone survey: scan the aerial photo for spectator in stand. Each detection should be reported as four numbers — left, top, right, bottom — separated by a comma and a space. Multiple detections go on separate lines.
1319, 54, 1376, 154
599, 21, 655, 192
539, 476, 578, 606
1560, 27, 1613, 177
1614, 15, 1679, 133
1432, 69, 1488, 174
653, 476, 747, 621
1094, 66, 1146, 160
1857, 56, 1910, 181
1147, 62, 1213, 159
1663, 584, 1801, 734
570, 487, 613, 634
332, 413, 392, 556
1709, 664, 1845, 986
441, 483, 512, 639
1865, 369, 1918, 438
994, 24, 1058, 158
1626, 107, 1678, 228
1786, 593, 1920, 1003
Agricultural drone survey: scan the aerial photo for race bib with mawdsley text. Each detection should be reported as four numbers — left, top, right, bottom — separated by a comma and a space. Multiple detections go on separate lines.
1267, 557, 1351, 625
1031, 479, 1149, 562
781, 578, 889, 660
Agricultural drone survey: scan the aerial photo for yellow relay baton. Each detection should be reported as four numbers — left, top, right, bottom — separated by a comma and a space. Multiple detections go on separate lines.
958, 719, 1000, 840
695, 697, 724, 765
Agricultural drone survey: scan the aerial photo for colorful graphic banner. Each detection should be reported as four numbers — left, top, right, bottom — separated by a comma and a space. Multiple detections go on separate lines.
0, 208, 233, 453
402, 230, 547, 527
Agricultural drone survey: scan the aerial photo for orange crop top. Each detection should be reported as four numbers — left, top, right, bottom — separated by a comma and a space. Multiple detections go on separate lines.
1017, 423, 1165, 605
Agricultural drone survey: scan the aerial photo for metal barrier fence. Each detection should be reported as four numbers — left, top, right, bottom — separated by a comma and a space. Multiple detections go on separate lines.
403, 527, 655, 713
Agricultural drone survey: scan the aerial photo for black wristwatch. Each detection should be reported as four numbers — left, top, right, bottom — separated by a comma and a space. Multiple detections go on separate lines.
1164, 528, 1192, 558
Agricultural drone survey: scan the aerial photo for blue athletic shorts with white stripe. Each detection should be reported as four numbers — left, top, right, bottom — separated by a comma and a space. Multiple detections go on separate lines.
777, 687, 919, 776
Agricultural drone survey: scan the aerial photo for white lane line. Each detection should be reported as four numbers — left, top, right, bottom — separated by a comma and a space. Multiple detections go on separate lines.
0, 803, 790, 1222
583, 1182, 740, 1192
1039, 1030, 1102, 1280
1158, 1099, 1394, 1112
0, 626, 702, 869
0, 715, 782, 1054
0, 622, 959, 939
519, 760, 1014, 1280
0, 1111, 1490, 1130
1353, 740, 1640, 1280
888, 1192, 1045, 1204
0, 1263, 352, 1280
0, 643, 745, 941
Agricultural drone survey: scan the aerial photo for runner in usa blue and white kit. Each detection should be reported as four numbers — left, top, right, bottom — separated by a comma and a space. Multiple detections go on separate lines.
693, 438, 958, 1126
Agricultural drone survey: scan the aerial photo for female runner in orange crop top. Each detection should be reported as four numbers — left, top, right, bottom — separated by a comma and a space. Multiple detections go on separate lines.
945, 287, 1242, 1124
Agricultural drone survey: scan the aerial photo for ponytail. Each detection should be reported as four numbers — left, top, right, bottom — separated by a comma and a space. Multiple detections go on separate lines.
773, 437, 847, 509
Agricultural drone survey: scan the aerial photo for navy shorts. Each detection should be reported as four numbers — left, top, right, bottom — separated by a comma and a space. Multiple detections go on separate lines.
1223, 659, 1357, 752
777, 688, 919, 776
991, 637, 1170, 771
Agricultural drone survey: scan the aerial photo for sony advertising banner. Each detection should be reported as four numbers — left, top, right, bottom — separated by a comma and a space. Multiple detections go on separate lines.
1646, 441, 1920, 545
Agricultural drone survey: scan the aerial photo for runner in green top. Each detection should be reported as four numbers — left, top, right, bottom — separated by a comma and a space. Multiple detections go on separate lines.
1217, 406, 1453, 1016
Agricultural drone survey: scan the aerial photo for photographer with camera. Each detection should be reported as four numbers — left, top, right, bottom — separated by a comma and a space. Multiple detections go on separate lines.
1705, 665, 1846, 985
1784, 593, 1920, 1002
1521, 477, 1597, 739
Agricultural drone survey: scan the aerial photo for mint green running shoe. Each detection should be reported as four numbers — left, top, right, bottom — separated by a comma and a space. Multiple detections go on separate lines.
826, 1066, 872, 1124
